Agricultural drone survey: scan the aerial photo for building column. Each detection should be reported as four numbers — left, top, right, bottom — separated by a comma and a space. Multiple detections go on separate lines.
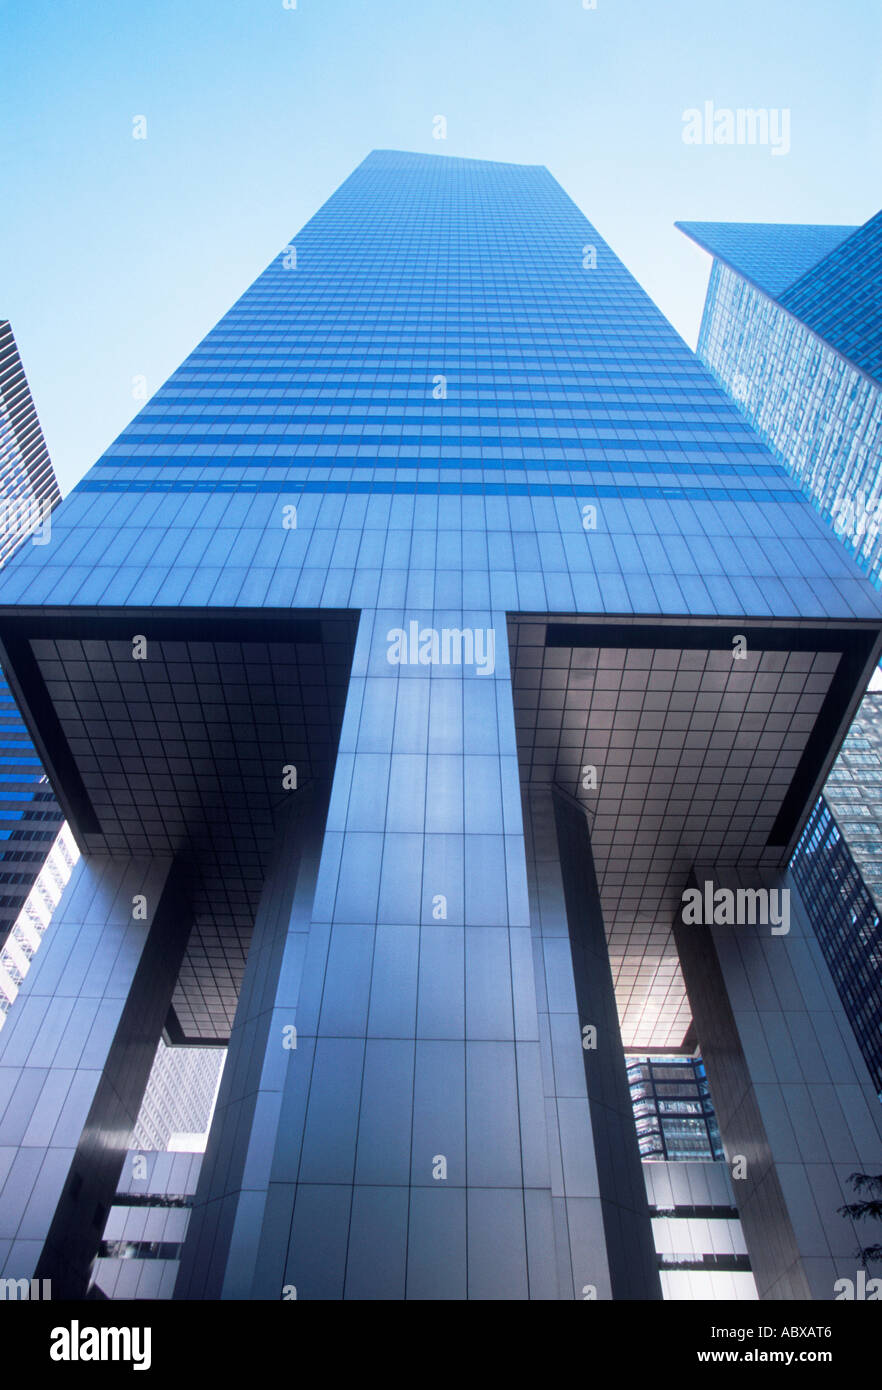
675, 864, 882, 1300
524, 785, 661, 1300
178, 609, 660, 1300
0, 853, 188, 1296
174, 784, 329, 1300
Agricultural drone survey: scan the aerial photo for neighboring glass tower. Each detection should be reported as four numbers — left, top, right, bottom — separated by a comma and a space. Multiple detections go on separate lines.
0, 321, 61, 568
821, 690, 882, 906
1, 153, 882, 1302
791, 797, 882, 1097
91, 1042, 225, 1298
628, 1054, 756, 1300
681, 215, 882, 1106
678, 214, 882, 584
0, 819, 78, 1025
628, 1054, 723, 1162
0, 322, 64, 969
131, 1038, 225, 1152
791, 690, 882, 1100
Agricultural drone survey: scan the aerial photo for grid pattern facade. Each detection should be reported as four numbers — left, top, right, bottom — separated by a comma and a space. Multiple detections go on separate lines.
131, 1039, 224, 1151
779, 211, 882, 384
684, 217, 882, 1107
0, 822, 78, 1021
0, 321, 61, 569
694, 260, 882, 585
0, 155, 876, 630
676, 221, 856, 300
91, 1149, 202, 1300
510, 624, 843, 1048
0, 675, 63, 943
628, 1054, 724, 1161
0, 324, 64, 946
27, 624, 354, 1041
822, 690, 882, 905
790, 797, 882, 1098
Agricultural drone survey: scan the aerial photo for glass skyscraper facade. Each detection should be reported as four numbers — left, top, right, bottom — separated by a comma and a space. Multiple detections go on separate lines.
628, 1054, 723, 1162
131, 1038, 225, 1152
682, 214, 882, 1111
679, 214, 882, 585
0, 152, 881, 1300
820, 689, 882, 906
791, 796, 882, 1098
0, 682, 63, 949
629, 1054, 755, 1300
0, 322, 64, 973
0, 321, 61, 569
89, 1040, 225, 1298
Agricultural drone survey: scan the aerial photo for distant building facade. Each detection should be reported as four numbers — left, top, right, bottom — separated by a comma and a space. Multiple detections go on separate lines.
0, 322, 64, 958
791, 797, 882, 1097
132, 1039, 225, 1152
628, 1054, 724, 1161
628, 1053, 755, 1299
682, 216, 882, 1105
678, 214, 882, 584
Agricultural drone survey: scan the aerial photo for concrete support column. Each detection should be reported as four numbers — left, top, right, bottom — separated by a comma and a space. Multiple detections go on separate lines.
179, 609, 558, 1299
178, 610, 663, 1300
524, 785, 661, 1300
175, 786, 327, 1299
676, 864, 882, 1300
0, 853, 187, 1296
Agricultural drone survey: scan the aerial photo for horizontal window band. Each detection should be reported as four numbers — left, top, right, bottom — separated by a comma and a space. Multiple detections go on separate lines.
658, 1255, 752, 1272
112, 1194, 194, 1208
650, 1205, 740, 1220
76, 478, 804, 502
99, 1240, 183, 1262
114, 434, 775, 457
98, 453, 782, 477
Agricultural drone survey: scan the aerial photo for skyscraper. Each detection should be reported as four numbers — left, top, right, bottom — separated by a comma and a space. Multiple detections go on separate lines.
0, 152, 880, 1301
131, 1038, 225, 1153
677, 214, 882, 582
818, 690, 882, 910
628, 1054, 723, 1163
629, 1055, 756, 1300
0, 321, 61, 569
0, 322, 65, 983
681, 214, 882, 1109
790, 796, 882, 1098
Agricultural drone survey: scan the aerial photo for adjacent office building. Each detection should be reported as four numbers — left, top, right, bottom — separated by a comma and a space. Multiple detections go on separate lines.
0, 321, 61, 568
791, 797, 882, 1099
0, 322, 65, 1002
628, 1053, 724, 1163
0, 152, 881, 1300
90, 1038, 225, 1299
0, 819, 79, 1025
131, 1038, 224, 1153
629, 1052, 755, 1299
681, 216, 882, 1104
678, 213, 882, 582
820, 690, 882, 908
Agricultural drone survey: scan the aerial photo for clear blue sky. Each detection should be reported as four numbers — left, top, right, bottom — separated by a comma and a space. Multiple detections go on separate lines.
2, 0, 880, 495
